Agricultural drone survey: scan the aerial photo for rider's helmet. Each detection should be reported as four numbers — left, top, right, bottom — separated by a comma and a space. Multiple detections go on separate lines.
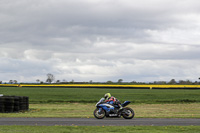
104, 93, 111, 100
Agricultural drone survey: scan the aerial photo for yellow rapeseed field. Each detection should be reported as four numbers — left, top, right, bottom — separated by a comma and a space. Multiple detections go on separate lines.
1, 84, 200, 89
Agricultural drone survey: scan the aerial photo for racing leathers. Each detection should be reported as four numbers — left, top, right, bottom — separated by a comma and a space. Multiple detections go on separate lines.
105, 96, 123, 110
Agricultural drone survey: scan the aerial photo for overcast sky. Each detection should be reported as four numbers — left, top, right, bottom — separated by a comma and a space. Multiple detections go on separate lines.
1, 0, 200, 83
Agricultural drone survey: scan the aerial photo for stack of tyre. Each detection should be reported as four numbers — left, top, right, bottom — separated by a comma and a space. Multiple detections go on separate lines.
0, 96, 29, 113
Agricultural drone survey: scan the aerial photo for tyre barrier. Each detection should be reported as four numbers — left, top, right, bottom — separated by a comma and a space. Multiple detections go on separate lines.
0, 96, 29, 113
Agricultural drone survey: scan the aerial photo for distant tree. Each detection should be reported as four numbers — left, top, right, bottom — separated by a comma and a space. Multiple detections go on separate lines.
0, 81, 2, 84
70, 79, 74, 83
154, 81, 167, 84
179, 80, 192, 85
36, 79, 40, 83
179, 80, 184, 84
46, 73, 55, 83
162, 81, 167, 84
40, 81, 44, 84
13, 80, 17, 84
168, 79, 176, 84
130, 81, 137, 84
106, 81, 113, 84
56, 80, 60, 83
185, 80, 192, 84
89, 80, 93, 83
9, 80, 13, 84
118, 79, 123, 83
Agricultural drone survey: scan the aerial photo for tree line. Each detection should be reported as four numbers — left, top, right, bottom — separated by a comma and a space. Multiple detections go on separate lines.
1, 74, 200, 85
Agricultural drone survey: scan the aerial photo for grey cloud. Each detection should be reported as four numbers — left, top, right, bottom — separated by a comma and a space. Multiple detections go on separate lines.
1, 0, 200, 82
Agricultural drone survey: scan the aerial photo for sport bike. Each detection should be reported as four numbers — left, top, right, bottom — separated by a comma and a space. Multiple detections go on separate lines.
93, 98, 135, 119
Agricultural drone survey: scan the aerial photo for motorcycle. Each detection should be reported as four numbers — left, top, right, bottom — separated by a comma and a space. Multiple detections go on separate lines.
93, 98, 135, 119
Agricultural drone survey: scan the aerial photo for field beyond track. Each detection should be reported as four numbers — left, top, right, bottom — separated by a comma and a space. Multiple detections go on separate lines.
0, 87, 200, 103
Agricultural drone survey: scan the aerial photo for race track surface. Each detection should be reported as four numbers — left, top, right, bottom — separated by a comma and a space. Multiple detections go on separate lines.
0, 118, 200, 126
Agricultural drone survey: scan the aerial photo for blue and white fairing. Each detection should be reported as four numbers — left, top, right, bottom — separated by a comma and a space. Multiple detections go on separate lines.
97, 103, 115, 112
96, 98, 115, 112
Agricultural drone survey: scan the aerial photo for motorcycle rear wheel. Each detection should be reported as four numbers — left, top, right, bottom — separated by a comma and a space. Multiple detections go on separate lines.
122, 107, 135, 119
93, 108, 106, 119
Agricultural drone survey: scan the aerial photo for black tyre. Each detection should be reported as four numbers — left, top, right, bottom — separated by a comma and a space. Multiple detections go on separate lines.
24, 96, 29, 110
19, 96, 24, 111
0, 105, 4, 113
13, 96, 20, 112
13, 106, 20, 112
5, 106, 14, 113
0, 97, 5, 113
0, 97, 4, 102
122, 107, 135, 119
93, 108, 106, 119
0, 97, 4, 105
0, 97, 4, 107
4, 97, 14, 106
0, 96, 29, 113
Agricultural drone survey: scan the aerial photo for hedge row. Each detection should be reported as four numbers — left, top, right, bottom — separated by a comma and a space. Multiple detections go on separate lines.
0, 96, 29, 113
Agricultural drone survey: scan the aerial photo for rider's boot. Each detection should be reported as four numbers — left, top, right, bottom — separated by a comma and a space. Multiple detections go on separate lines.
118, 104, 123, 111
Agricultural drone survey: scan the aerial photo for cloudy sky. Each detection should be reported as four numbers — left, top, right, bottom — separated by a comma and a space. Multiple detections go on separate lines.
1, 0, 200, 83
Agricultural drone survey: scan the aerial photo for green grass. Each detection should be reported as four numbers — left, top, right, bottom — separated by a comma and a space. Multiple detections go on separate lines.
0, 125, 200, 133
0, 87, 200, 132
0, 103, 200, 118
0, 87, 200, 103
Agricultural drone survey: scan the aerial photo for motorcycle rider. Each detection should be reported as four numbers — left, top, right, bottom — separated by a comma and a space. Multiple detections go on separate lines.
104, 93, 123, 110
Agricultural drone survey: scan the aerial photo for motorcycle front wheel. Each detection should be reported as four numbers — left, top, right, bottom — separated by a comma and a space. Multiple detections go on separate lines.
122, 107, 135, 119
93, 108, 106, 119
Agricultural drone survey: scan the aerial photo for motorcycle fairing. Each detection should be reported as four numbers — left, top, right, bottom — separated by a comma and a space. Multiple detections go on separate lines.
121, 101, 130, 107
97, 103, 115, 112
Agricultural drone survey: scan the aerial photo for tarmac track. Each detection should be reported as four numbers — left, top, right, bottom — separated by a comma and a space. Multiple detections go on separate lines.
0, 118, 200, 126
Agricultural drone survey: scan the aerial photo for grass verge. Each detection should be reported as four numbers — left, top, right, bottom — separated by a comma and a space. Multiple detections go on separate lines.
0, 103, 200, 118
0, 125, 200, 133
